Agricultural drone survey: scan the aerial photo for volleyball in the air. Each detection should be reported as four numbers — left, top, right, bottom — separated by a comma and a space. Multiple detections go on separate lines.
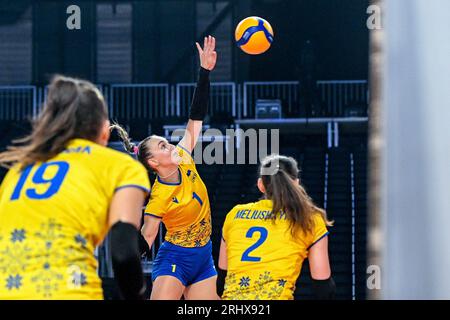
235, 16, 274, 55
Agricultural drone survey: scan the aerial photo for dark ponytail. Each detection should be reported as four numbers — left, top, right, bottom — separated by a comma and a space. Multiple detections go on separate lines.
110, 123, 153, 172
260, 154, 333, 237
110, 123, 136, 153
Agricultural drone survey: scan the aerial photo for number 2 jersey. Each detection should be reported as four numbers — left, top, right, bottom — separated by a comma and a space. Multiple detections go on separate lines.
0, 138, 150, 299
221, 199, 329, 300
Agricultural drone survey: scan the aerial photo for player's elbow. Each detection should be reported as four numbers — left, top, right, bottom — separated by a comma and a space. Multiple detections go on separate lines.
217, 253, 228, 270
141, 222, 160, 247
141, 228, 152, 241
110, 222, 141, 265
141, 224, 158, 242
112, 247, 136, 266
311, 277, 336, 300
109, 221, 146, 300
218, 258, 227, 271
218, 240, 228, 270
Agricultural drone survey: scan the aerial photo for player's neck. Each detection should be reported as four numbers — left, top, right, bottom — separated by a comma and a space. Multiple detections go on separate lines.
158, 166, 180, 184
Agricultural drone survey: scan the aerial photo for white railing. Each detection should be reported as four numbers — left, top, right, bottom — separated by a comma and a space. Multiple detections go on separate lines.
0, 80, 369, 122
243, 81, 299, 118
0, 86, 36, 120
176, 82, 236, 118
317, 80, 368, 116
37, 84, 108, 114
109, 83, 169, 120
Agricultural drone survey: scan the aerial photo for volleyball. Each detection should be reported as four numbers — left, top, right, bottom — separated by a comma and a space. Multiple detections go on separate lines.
235, 16, 274, 55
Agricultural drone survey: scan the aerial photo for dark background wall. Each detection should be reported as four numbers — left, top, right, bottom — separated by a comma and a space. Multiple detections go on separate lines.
0, 0, 369, 85
32, 1, 97, 83
245, 0, 369, 81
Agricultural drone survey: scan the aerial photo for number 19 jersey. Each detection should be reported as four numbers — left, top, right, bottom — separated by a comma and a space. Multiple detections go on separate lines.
0, 139, 150, 299
221, 199, 329, 300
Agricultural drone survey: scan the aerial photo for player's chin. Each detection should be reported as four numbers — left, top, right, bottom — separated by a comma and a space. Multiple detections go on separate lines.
170, 152, 182, 165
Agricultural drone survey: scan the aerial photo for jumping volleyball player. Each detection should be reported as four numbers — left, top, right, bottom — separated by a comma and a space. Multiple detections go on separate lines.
112, 36, 218, 300
219, 155, 336, 300
0, 76, 150, 299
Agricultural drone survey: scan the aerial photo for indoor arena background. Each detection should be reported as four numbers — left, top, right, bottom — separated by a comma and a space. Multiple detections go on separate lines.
0, 0, 370, 300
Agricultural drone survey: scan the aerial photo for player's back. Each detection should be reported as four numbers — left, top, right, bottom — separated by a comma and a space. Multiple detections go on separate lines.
0, 138, 150, 299
222, 199, 328, 300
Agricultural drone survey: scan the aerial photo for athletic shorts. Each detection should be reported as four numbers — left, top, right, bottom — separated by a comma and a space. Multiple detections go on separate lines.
151, 240, 217, 286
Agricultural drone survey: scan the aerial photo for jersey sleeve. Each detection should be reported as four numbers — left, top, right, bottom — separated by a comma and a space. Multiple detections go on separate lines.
144, 192, 167, 219
307, 213, 330, 250
112, 156, 151, 195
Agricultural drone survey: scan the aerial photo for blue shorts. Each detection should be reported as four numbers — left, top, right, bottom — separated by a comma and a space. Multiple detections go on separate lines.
151, 240, 217, 287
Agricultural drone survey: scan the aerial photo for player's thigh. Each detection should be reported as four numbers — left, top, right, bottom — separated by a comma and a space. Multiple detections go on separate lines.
151, 275, 185, 300
184, 275, 220, 300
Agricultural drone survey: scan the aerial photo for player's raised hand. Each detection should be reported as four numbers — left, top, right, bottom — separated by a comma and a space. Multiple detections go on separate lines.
196, 35, 217, 71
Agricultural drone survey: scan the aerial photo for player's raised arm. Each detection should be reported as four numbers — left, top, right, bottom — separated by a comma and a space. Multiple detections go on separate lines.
178, 35, 217, 153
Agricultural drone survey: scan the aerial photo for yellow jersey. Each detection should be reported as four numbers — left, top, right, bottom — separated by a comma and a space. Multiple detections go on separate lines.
221, 199, 329, 300
144, 145, 211, 248
0, 138, 150, 299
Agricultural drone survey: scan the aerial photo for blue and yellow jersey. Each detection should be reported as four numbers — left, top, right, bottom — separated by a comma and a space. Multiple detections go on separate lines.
144, 145, 211, 248
221, 199, 329, 300
0, 138, 150, 300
